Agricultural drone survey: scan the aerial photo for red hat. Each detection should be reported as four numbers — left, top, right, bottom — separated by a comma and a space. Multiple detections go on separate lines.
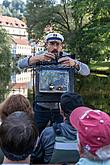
70, 106, 110, 159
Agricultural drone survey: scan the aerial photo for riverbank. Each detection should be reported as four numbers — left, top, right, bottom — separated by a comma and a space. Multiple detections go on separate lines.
90, 61, 110, 74
76, 61, 110, 113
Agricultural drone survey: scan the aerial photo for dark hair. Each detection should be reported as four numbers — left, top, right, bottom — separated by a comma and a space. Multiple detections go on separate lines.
60, 92, 84, 116
0, 94, 33, 121
0, 111, 38, 161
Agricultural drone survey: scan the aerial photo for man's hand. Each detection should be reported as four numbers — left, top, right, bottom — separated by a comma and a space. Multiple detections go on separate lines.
29, 53, 55, 65
42, 53, 55, 62
58, 57, 76, 67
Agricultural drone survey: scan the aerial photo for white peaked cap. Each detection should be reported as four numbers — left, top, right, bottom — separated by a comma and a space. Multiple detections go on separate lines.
45, 33, 64, 43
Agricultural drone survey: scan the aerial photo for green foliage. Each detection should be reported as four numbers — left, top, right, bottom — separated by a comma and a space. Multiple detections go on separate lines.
25, 0, 56, 38
62, 0, 110, 63
2, 0, 10, 8
75, 74, 110, 113
2, 0, 26, 20
25, 0, 110, 63
90, 61, 110, 74
0, 29, 12, 101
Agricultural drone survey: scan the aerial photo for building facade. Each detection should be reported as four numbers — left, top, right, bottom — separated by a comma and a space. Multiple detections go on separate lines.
0, 16, 32, 96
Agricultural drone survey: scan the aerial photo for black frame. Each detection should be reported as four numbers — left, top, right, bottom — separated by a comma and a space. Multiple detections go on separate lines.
35, 65, 75, 102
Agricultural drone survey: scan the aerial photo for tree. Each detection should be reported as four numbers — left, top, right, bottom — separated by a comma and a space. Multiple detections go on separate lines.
25, 0, 56, 38
25, 0, 110, 63
2, 0, 11, 8
2, 0, 26, 20
69, 0, 110, 63
0, 29, 12, 101
2, 6, 12, 16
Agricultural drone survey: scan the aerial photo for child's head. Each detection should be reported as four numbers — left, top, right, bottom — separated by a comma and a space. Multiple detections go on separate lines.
70, 106, 110, 160
0, 111, 38, 161
0, 94, 33, 121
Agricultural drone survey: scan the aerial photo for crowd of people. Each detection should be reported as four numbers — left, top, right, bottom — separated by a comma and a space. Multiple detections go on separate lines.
0, 93, 110, 165
0, 32, 110, 165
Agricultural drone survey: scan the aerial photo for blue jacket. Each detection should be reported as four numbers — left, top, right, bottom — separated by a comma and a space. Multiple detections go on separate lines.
31, 121, 79, 164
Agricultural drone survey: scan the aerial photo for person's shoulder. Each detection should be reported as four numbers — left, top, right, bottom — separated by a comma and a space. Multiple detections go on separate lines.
41, 126, 55, 138
59, 122, 77, 140
75, 157, 110, 165
39, 126, 55, 145
75, 158, 91, 165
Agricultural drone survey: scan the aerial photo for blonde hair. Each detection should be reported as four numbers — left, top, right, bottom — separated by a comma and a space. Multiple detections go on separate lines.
0, 94, 33, 121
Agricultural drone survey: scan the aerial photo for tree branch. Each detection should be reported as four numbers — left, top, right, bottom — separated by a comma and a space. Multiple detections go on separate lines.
63, 2, 70, 31
53, 19, 69, 30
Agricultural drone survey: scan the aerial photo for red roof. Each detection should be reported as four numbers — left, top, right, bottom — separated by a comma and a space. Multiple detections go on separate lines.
0, 16, 27, 28
12, 37, 29, 45
12, 83, 27, 89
